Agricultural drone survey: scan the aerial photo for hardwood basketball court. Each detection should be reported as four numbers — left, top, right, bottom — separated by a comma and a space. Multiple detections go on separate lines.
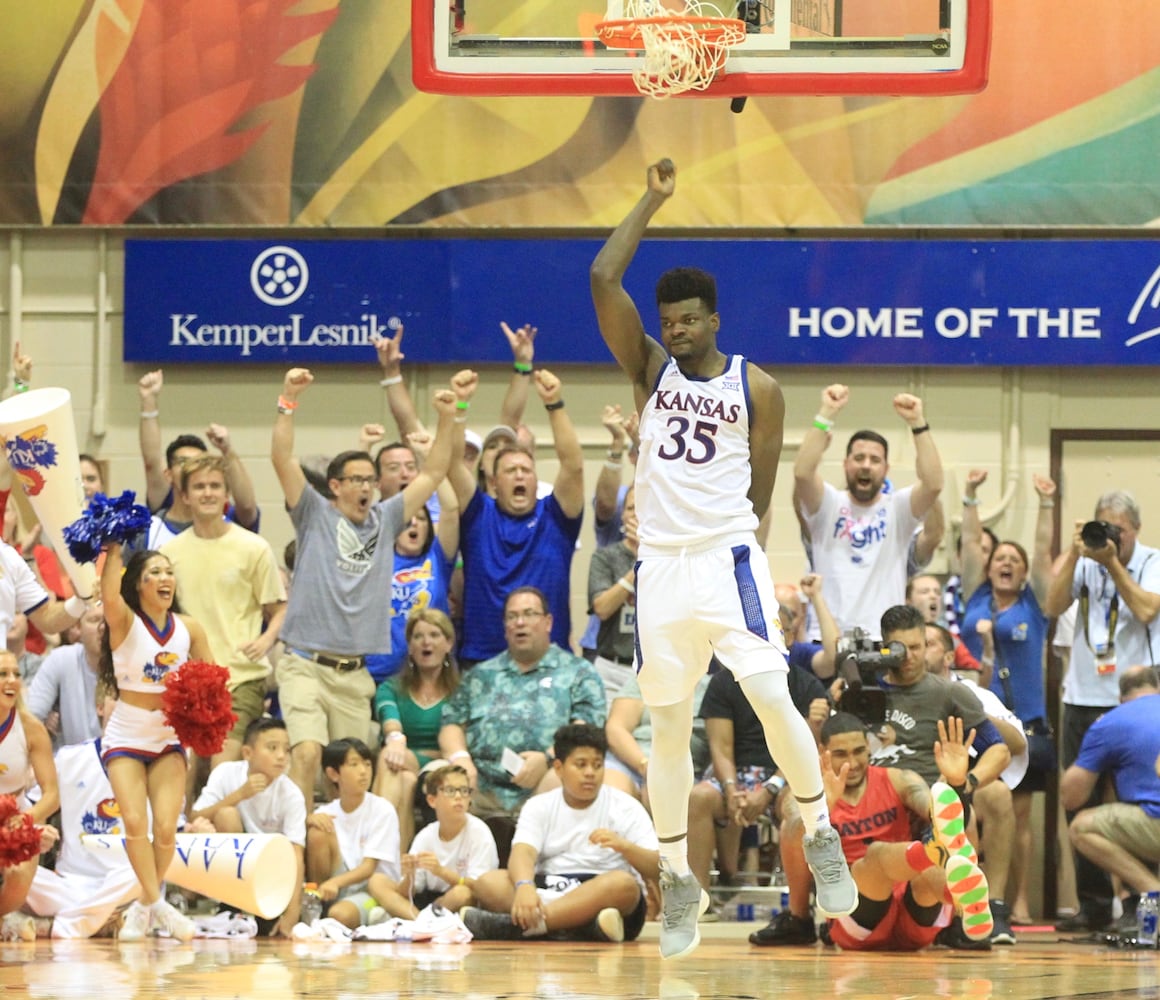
3, 923, 1158, 999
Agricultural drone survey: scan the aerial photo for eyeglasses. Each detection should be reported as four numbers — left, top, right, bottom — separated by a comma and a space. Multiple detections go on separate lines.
504, 609, 546, 624
337, 475, 376, 487
439, 786, 473, 799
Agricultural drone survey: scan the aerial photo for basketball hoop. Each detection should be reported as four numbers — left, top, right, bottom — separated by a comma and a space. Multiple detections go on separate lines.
596, 0, 748, 99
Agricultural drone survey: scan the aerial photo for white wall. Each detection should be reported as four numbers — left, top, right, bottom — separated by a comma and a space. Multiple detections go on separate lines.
2, 231, 1154, 644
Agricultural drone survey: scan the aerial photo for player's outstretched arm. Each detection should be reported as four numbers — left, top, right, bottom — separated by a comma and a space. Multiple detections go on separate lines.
591, 159, 673, 401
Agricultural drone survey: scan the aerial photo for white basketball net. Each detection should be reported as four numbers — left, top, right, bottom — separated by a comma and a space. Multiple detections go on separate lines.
605, 0, 748, 99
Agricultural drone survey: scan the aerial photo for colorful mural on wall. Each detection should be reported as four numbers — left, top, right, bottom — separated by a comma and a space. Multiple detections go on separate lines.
1, 0, 1158, 228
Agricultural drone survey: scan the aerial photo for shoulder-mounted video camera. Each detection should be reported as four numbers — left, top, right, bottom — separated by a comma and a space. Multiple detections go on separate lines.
836, 627, 907, 728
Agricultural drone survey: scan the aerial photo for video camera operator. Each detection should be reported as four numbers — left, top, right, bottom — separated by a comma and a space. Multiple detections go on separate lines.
838, 606, 1010, 796
1045, 489, 1160, 932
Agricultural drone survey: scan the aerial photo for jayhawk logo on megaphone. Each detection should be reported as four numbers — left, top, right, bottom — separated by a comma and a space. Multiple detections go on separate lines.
5, 424, 58, 497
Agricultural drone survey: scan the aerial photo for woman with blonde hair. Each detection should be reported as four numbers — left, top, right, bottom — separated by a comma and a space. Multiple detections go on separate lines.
374, 608, 461, 849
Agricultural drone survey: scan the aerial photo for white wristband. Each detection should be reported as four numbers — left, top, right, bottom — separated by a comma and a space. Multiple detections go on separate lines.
379, 375, 403, 387
140, 410, 159, 419
962, 496, 981, 507
448, 750, 472, 762
617, 577, 635, 595
386, 731, 406, 742
63, 595, 88, 619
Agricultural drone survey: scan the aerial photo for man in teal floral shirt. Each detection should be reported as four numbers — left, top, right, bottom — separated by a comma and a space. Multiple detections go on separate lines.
440, 586, 606, 817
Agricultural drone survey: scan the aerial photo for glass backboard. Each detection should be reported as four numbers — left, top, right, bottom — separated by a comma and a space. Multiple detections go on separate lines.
412, 0, 991, 98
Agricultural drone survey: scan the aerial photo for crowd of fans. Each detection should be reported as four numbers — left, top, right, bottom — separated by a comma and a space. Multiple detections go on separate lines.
1, 333, 1158, 954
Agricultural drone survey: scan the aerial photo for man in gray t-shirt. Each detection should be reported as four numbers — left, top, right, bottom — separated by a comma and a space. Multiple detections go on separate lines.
272, 366, 469, 807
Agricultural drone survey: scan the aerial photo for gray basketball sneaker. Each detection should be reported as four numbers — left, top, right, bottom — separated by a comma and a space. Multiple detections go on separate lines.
802, 825, 858, 917
658, 861, 710, 960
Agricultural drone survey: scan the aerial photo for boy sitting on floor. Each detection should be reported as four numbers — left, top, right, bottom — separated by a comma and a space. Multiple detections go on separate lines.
462, 723, 657, 943
401, 764, 499, 913
190, 717, 306, 935
305, 738, 417, 929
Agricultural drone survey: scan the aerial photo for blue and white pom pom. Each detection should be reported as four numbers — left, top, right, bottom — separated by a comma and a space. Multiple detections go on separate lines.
63, 490, 152, 564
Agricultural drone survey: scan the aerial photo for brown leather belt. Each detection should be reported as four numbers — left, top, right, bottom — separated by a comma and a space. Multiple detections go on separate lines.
288, 647, 366, 673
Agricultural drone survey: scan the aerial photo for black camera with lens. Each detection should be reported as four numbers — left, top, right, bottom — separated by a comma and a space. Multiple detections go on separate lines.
1081, 519, 1123, 555
836, 628, 907, 728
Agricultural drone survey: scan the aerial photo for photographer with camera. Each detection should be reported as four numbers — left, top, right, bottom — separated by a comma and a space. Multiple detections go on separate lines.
1045, 490, 1160, 932
794, 384, 944, 638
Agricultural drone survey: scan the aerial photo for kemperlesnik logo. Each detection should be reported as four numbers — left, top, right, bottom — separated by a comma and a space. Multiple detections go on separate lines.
250, 245, 309, 306
167, 243, 399, 357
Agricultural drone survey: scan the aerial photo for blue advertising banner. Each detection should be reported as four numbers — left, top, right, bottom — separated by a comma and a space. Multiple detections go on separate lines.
124, 238, 1160, 366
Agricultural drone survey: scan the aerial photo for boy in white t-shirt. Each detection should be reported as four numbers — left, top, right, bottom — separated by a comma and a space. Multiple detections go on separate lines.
190, 718, 306, 935
401, 764, 499, 912
305, 738, 417, 928
462, 723, 658, 943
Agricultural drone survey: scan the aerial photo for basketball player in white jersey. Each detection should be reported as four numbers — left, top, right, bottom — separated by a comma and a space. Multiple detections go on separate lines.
591, 158, 856, 960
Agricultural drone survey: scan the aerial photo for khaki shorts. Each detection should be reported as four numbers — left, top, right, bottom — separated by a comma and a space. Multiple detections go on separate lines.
227, 678, 269, 743
276, 649, 374, 749
469, 786, 525, 821
1086, 802, 1160, 863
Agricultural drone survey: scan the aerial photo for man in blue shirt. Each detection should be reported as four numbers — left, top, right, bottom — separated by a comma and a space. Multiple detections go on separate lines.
1062, 665, 1160, 931
448, 369, 584, 666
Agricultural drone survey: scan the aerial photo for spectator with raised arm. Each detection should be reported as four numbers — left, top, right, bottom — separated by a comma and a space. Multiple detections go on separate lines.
137, 370, 259, 547
369, 423, 463, 686
447, 369, 585, 667
779, 574, 840, 681
270, 367, 463, 810
374, 320, 531, 476
958, 471, 1055, 930
793, 384, 944, 637
1046, 489, 1160, 932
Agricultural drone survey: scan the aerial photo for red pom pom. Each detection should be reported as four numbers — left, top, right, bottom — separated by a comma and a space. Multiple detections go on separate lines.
161, 660, 238, 757
0, 794, 42, 869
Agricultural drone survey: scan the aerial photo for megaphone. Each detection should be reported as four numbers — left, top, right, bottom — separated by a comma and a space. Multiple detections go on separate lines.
0, 387, 97, 597
81, 832, 296, 919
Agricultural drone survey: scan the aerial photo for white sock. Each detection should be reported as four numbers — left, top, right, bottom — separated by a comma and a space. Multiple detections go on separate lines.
658, 839, 691, 876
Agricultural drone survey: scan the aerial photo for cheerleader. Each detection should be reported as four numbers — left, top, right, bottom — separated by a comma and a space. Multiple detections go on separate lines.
0, 650, 59, 941
99, 544, 211, 941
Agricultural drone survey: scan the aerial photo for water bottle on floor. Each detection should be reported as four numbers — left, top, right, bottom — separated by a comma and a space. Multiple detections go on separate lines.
301, 883, 323, 926
1136, 891, 1159, 948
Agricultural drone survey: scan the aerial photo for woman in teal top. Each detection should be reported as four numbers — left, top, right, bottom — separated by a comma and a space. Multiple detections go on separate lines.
373, 608, 461, 850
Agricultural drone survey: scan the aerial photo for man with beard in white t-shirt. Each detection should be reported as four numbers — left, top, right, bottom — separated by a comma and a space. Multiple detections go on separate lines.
794, 384, 944, 639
